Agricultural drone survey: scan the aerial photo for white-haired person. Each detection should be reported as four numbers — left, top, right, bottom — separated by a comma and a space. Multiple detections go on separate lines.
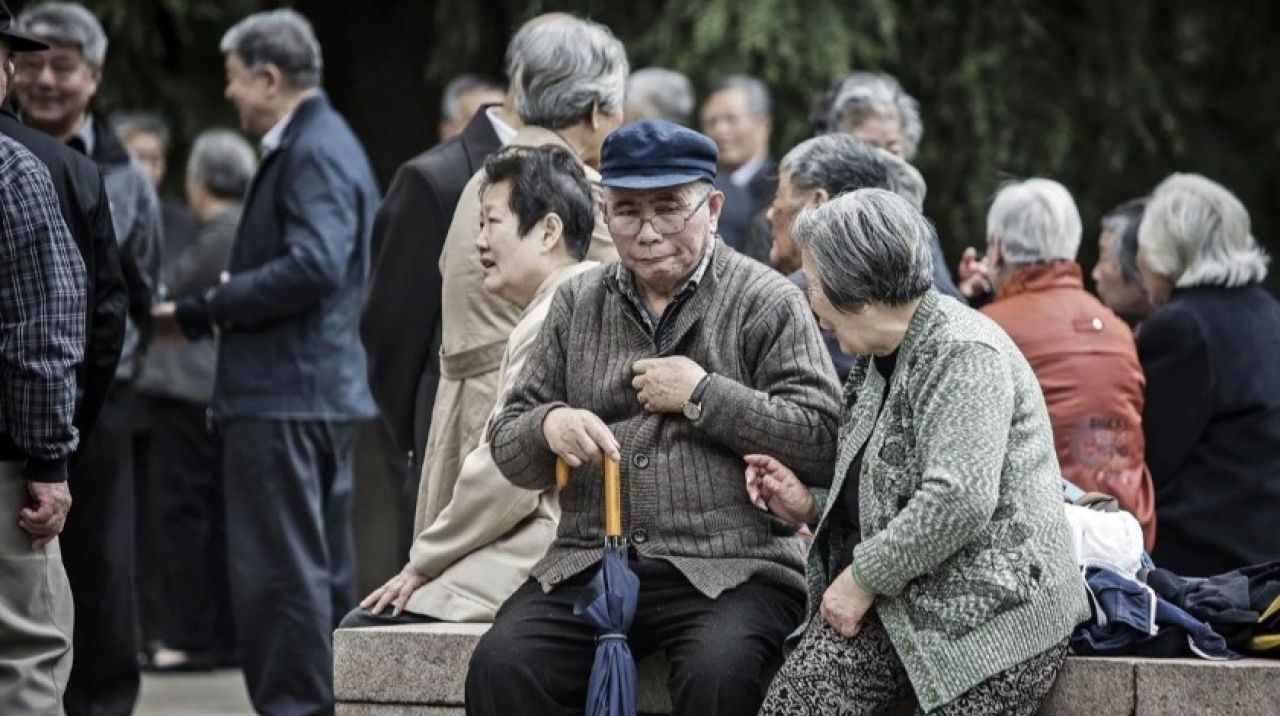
816, 71, 923, 160
752, 188, 1087, 715
979, 179, 1156, 549
1136, 173, 1280, 578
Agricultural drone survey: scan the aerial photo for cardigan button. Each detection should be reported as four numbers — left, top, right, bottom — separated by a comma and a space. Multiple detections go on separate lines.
632, 453, 650, 469
926, 687, 939, 703
901, 637, 915, 655
631, 528, 649, 544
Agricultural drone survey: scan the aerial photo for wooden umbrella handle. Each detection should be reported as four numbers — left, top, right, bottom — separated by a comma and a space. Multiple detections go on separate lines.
555, 454, 623, 539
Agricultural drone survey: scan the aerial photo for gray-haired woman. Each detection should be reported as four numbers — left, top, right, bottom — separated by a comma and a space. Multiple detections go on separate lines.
1135, 173, 1280, 578
751, 189, 1088, 714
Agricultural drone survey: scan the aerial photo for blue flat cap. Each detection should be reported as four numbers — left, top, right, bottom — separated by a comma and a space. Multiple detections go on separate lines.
600, 120, 718, 190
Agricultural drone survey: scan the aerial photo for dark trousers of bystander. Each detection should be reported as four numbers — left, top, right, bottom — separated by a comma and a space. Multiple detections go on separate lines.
222, 418, 359, 716
62, 383, 139, 716
465, 556, 804, 716
148, 397, 234, 656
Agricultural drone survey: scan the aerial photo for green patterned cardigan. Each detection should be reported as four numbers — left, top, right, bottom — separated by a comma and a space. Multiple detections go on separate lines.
801, 291, 1090, 711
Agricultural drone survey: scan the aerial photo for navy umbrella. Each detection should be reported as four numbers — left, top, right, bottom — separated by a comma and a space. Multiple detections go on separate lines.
557, 455, 639, 716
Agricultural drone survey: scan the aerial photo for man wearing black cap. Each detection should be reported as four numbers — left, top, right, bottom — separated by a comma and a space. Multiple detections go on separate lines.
470, 120, 841, 716
0, 11, 87, 714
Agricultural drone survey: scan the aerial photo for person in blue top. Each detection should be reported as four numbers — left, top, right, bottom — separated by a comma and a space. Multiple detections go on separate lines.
154, 10, 380, 715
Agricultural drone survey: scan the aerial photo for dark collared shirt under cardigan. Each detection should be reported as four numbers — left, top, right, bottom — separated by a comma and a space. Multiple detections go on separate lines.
488, 239, 841, 598
0, 135, 87, 481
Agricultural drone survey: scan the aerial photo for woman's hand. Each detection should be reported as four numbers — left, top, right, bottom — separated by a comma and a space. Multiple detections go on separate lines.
360, 562, 430, 616
821, 568, 876, 638
744, 454, 818, 524
957, 247, 991, 300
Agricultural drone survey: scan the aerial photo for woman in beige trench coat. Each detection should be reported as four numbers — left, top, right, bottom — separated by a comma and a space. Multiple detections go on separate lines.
341, 145, 602, 625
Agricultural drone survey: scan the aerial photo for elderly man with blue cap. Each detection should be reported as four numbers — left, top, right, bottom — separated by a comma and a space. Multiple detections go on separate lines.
466, 120, 840, 715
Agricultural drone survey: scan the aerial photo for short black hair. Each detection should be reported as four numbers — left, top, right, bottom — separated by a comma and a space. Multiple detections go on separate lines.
1101, 197, 1148, 284
480, 145, 595, 261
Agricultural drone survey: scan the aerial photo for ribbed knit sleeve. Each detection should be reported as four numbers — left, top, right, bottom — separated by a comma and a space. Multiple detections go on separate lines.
852, 341, 1012, 596
696, 290, 839, 487
486, 283, 574, 490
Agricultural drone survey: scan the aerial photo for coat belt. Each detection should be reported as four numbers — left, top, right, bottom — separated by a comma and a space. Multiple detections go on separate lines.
439, 340, 507, 381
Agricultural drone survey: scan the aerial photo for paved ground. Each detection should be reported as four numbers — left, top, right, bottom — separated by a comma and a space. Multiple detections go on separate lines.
132, 425, 407, 715
137, 670, 254, 715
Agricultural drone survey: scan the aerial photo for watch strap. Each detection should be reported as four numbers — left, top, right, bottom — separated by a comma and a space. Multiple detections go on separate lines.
689, 373, 712, 405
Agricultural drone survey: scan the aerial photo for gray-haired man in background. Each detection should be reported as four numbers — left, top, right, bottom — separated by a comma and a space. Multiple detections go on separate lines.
135, 129, 256, 672
154, 10, 380, 714
625, 67, 695, 125
437, 74, 505, 141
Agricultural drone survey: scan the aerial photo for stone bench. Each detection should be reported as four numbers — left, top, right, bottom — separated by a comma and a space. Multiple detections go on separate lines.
334, 623, 1280, 715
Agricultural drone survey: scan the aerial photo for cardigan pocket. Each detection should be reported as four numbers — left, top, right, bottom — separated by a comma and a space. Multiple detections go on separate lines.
705, 504, 769, 542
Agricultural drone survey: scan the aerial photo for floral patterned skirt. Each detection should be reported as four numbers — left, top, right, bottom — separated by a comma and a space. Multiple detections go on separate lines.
760, 611, 1068, 715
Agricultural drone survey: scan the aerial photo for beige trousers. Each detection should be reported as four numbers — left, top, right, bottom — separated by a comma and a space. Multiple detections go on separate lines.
0, 462, 74, 715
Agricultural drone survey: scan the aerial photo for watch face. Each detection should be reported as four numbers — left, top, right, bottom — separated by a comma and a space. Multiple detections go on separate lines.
682, 402, 702, 420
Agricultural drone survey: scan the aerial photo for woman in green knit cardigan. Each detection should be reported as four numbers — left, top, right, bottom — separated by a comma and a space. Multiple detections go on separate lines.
753, 188, 1090, 715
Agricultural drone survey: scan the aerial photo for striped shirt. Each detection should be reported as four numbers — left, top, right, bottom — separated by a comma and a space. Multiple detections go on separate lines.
0, 135, 87, 481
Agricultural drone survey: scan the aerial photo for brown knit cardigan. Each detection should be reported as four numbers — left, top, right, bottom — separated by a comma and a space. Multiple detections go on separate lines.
488, 240, 841, 597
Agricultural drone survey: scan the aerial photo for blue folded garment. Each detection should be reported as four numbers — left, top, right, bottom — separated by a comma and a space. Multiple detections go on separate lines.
1072, 565, 1238, 660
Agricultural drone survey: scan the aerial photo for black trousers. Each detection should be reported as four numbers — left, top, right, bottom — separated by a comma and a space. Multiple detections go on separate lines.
465, 556, 804, 716
373, 421, 416, 559
148, 397, 235, 653
63, 384, 139, 716
223, 419, 359, 716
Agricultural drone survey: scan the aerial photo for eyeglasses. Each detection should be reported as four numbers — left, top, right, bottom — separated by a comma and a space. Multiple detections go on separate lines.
12, 55, 85, 80
606, 190, 712, 238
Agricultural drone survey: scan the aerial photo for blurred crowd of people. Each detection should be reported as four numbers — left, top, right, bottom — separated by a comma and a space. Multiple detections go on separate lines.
1, 3, 1277, 716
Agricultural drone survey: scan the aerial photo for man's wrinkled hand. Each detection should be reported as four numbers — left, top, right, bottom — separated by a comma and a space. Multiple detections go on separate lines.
543, 407, 620, 467
19, 481, 71, 549
631, 356, 707, 413
150, 301, 186, 345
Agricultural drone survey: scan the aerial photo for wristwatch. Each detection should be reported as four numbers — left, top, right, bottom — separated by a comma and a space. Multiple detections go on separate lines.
682, 374, 713, 421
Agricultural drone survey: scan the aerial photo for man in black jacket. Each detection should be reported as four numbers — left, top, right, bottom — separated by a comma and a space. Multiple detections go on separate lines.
0, 105, 125, 452
12, 4, 163, 714
360, 100, 509, 551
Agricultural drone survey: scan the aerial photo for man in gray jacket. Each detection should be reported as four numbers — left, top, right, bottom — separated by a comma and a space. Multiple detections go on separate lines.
135, 130, 254, 671
13, 4, 162, 714
469, 120, 841, 716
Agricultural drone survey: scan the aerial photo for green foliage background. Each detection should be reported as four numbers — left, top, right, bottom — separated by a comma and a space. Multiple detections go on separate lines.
22, 0, 1280, 290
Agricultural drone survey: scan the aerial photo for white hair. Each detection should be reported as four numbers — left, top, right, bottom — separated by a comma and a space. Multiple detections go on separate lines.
17, 2, 107, 67
626, 67, 694, 125
187, 129, 257, 201
877, 148, 927, 211
220, 10, 323, 89
507, 15, 628, 130
793, 188, 935, 312
1138, 173, 1268, 289
986, 178, 1082, 265
440, 75, 504, 121
822, 72, 923, 161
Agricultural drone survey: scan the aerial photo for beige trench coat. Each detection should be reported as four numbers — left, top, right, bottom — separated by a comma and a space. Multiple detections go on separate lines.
405, 261, 599, 620
415, 126, 617, 536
